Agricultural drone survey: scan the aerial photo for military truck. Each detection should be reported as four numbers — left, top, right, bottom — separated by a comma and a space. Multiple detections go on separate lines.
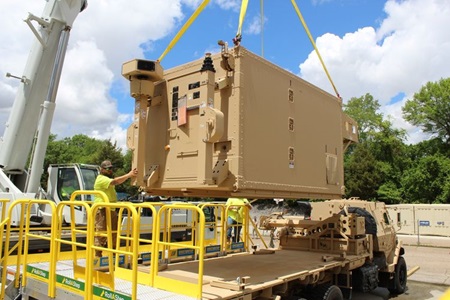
259, 198, 407, 298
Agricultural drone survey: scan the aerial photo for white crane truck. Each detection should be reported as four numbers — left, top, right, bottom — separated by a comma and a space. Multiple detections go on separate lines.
0, 0, 98, 228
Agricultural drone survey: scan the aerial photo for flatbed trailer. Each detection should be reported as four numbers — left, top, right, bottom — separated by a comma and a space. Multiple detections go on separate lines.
1, 196, 408, 300
152, 249, 369, 299
1, 196, 261, 300
10, 247, 367, 300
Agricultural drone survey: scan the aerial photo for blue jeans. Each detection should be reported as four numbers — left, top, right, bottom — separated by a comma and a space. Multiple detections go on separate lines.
227, 216, 242, 243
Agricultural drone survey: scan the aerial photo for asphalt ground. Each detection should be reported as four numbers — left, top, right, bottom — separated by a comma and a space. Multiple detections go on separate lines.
398, 234, 450, 286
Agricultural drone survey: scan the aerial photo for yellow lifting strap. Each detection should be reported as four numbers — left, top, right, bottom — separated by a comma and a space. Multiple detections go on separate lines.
158, 0, 210, 62
290, 0, 340, 98
234, 0, 250, 45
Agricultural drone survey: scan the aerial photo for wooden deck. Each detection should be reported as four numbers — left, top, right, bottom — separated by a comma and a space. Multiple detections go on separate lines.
155, 249, 365, 299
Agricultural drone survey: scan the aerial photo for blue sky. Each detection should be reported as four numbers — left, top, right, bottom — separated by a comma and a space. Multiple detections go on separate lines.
114, 0, 387, 120
146, 1, 387, 71
1, 0, 450, 151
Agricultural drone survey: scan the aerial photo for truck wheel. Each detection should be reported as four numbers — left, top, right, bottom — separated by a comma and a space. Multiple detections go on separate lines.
389, 256, 407, 294
308, 284, 343, 300
323, 285, 343, 300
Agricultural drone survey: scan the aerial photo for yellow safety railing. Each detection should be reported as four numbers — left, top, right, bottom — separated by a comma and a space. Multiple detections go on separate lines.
3, 196, 160, 300
152, 203, 206, 299
224, 202, 252, 249
198, 202, 226, 254
23, 200, 58, 297
1, 199, 57, 297
54, 200, 95, 297
0, 199, 11, 300
1, 196, 272, 299
116, 202, 158, 286
52, 191, 159, 299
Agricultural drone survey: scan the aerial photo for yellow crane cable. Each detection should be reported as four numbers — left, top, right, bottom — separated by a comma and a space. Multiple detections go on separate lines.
290, 0, 340, 98
158, 0, 210, 62
234, 0, 249, 45
158, 0, 340, 100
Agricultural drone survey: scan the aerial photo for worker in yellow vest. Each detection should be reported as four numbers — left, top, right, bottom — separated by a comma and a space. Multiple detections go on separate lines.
93, 160, 137, 257
226, 198, 252, 243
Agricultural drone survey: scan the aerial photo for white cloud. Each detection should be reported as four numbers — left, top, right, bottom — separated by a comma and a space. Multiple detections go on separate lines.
181, 0, 204, 9
244, 14, 267, 36
0, 0, 186, 152
52, 40, 116, 136
214, 0, 241, 11
299, 0, 450, 144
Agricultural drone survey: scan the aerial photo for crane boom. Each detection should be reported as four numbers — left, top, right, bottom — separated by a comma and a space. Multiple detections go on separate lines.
0, 0, 87, 193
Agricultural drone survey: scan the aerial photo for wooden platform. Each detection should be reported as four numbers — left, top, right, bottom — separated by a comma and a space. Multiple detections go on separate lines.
156, 249, 365, 299
16, 248, 367, 299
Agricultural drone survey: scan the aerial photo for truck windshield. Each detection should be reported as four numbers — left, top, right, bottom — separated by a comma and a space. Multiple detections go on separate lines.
80, 167, 98, 190
59, 169, 81, 200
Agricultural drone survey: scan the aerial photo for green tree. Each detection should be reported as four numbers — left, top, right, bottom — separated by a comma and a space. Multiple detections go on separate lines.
407, 137, 450, 161
123, 149, 133, 172
45, 134, 103, 166
369, 119, 409, 203
401, 138, 450, 203
344, 95, 408, 203
67, 134, 104, 163
344, 93, 383, 142
43, 135, 132, 193
377, 180, 403, 204
401, 154, 450, 204
344, 144, 383, 200
403, 77, 450, 143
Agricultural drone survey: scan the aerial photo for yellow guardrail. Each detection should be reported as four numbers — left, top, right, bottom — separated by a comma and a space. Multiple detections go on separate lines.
152, 203, 206, 299
1, 195, 267, 300
117, 202, 158, 287
1, 199, 57, 297
198, 202, 226, 252
22, 199, 57, 297
225, 202, 251, 246
0, 198, 11, 300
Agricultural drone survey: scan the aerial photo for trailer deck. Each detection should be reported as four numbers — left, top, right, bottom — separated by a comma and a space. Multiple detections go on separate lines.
156, 249, 366, 299
10, 247, 367, 300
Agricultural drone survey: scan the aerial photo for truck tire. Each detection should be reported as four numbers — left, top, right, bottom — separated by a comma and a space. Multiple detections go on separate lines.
323, 285, 344, 300
389, 256, 407, 294
308, 284, 343, 300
